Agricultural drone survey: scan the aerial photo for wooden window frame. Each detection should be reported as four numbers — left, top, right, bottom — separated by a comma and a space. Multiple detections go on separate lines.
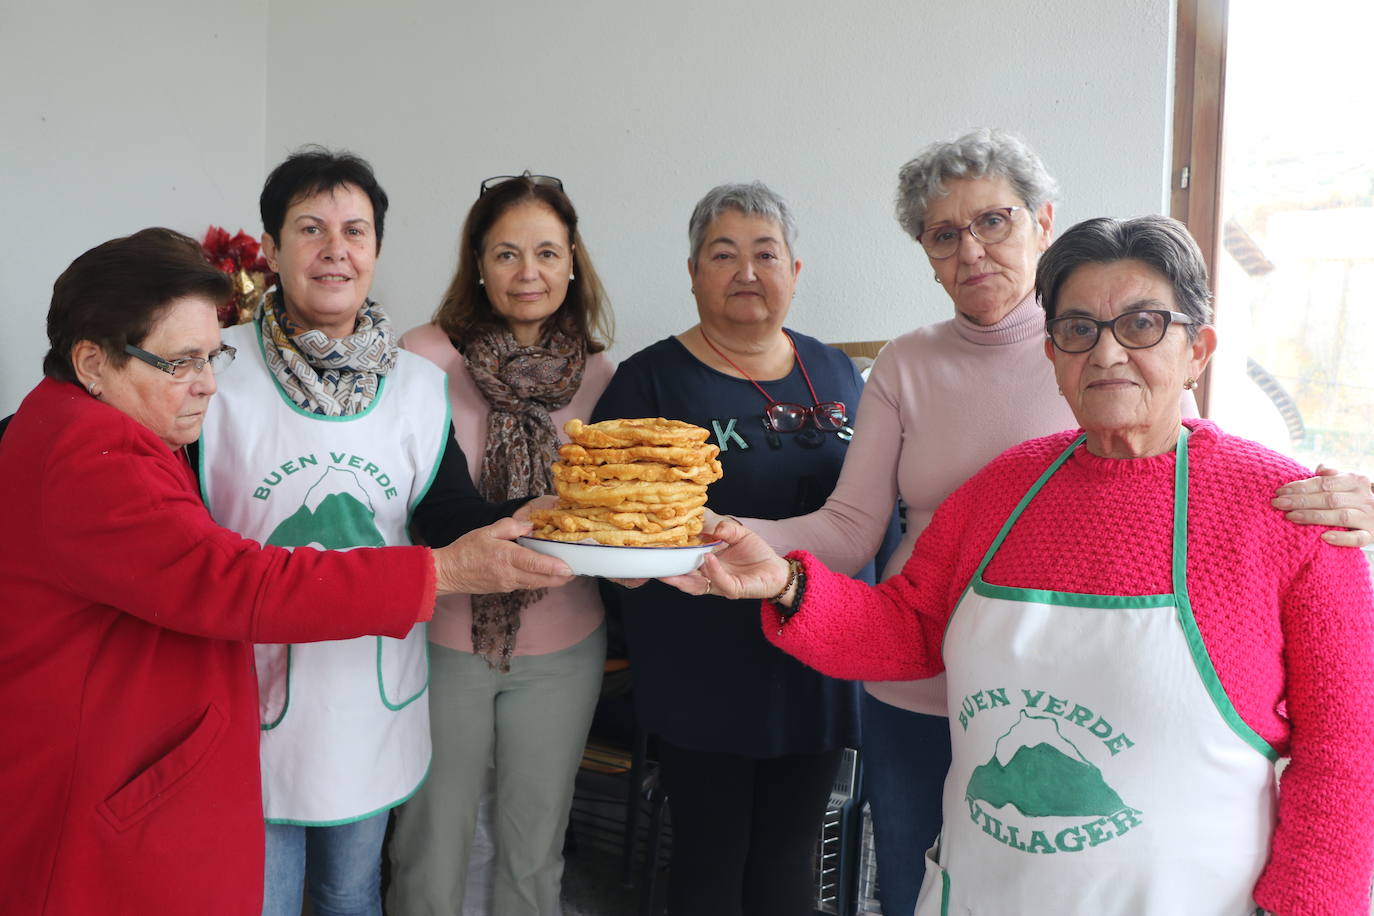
1170, 0, 1228, 414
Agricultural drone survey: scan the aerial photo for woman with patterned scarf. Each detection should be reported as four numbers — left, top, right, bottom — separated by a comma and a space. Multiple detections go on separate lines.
197, 149, 571, 916
386, 172, 615, 915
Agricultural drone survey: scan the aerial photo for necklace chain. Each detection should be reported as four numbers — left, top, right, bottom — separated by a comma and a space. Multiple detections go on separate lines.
698, 328, 825, 408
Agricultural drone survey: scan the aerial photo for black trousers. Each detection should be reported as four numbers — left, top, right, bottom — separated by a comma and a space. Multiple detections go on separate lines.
657, 740, 844, 916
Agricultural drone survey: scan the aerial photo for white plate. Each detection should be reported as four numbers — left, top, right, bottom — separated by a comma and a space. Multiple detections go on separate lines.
516, 536, 722, 578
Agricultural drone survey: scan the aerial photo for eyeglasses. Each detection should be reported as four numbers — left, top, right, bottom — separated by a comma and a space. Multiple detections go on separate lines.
124, 343, 237, 379
479, 170, 564, 196
765, 400, 849, 433
1046, 310, 1197, 353
918, 206, 1024, 260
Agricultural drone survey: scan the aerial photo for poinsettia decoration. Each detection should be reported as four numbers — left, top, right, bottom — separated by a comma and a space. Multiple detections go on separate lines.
201, 226, 273, 327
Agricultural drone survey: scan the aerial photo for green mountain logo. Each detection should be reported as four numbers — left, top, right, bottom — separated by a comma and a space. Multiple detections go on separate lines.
266, 466, 385, 549
966, 710, 1129, 817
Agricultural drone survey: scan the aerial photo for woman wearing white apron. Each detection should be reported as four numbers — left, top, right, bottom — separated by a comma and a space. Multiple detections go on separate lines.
199, 149, 553, 916
675, 216, 1374, 915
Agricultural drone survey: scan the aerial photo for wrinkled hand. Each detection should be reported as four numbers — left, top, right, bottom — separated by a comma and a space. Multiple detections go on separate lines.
659, 517, 789, 600
1273, 466, 1374, 548
432, 518, 573, 595
512, 494, 559, 523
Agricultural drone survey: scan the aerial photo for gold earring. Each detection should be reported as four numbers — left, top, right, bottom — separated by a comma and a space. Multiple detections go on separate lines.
1184, 377, 1197, 390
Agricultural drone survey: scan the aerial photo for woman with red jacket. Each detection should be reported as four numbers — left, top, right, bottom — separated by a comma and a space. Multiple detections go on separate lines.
0, 228, 572, 914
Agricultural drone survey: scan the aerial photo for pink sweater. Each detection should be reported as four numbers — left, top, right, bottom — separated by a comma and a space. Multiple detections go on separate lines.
400, 323, 615, 656
749, 295, 1076, 712
768, 420, 1374, 916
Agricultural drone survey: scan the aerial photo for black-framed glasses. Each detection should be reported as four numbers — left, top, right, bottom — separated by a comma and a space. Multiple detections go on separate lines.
124, 343, 236, 379
1046, 310, 1197, 353
918, 206, 1024, 259
479, 170, 564, 196
765, 400, 848, 433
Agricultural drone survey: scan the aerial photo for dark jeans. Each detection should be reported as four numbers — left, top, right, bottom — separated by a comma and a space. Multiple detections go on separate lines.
861, 691, 951, 916
657, 741, 844, 916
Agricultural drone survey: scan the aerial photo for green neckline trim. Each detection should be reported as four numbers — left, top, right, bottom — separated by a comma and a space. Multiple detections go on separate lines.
971, 434, 1086, 584
405, 377, 450, 531
252, 316, 389, 422
263, 758, 432, 827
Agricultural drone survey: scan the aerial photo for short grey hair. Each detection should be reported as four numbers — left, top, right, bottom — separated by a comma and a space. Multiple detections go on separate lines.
1035, 215, 1214, 338
894, 128, 1060, 241
688, 181, 797, 265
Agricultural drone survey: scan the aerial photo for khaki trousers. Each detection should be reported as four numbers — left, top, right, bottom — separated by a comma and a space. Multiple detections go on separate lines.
387, 625, 607, 915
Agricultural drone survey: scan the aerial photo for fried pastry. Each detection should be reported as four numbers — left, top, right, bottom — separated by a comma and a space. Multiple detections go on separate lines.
553, 479, 709, 508
531, 520, 704, 546
565, 418, 711, 449
551, 459, 723, 486
557, 443, 720, 467
531, 418, 720, 547
531, 504, 707, 534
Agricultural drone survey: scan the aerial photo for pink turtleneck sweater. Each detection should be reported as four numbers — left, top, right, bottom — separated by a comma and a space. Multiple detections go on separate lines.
749, 294, 1197, 713
767, 420, 1374, 916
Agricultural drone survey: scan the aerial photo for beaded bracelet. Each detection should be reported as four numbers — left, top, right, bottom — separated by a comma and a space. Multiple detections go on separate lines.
768, 557, 806, 634
767, 557, 802, 603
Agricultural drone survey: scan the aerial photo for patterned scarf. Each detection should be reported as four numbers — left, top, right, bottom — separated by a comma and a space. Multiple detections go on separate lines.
258, 289, 398, 417
462, 325, 587, 671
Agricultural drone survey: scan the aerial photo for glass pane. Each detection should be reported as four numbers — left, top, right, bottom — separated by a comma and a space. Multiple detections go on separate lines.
1207, 0, 1374, 472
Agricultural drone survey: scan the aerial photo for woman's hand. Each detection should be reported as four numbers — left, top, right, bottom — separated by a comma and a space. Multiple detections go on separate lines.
659, 517, 791, 600
1273, 466, 1374, 547
432, 518, 573, 595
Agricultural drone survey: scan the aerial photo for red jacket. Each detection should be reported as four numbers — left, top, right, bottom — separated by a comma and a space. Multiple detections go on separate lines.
0, 378, 435, 914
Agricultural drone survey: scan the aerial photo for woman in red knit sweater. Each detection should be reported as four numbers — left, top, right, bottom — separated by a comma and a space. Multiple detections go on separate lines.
0, 229, 573, 915
673, 216, 1374, 916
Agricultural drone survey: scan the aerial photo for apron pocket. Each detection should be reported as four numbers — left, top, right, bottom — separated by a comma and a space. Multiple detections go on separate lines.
377, 629, 428, 709
255, 643, 291, 729
98, 702, 226, 832
914, 837, 954, 916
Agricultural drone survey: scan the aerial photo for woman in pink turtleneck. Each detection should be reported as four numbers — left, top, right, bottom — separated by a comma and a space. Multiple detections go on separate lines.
734, 130, 1374, 916
682, 215, 1374, 916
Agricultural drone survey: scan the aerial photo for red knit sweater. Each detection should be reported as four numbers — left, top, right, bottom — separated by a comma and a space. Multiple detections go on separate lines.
767, 420, 1374, 916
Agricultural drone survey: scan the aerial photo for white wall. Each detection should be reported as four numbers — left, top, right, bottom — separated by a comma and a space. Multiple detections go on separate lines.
265, 0, 1174, 362
2, 0, 1173, 415
0, 0, 268, 414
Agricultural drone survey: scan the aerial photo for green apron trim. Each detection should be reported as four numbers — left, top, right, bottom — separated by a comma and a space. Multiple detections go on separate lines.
263, 757, 432, 827
376, 636, 430, 711
260, 645, 291, 731
1170, 428, 1277, 761
941, 871, 950, 916
253, 316, 390, 422
960, 426, 1276, 762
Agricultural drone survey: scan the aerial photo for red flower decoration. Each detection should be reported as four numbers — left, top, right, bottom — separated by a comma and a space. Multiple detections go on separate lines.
200, 225, 274, 326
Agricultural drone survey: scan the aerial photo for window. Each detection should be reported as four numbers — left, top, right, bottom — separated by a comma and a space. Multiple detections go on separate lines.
1173, 0, 1374, 470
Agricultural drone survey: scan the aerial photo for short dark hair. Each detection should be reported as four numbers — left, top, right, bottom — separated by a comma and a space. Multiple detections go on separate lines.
1035, 215, 1214, 338
44, 228, 231, 384
259, 145, 389, 251
434, 176, 611, 352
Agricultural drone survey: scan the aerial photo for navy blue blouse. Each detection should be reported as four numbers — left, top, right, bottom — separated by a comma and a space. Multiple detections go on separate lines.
593, 331, 878, 757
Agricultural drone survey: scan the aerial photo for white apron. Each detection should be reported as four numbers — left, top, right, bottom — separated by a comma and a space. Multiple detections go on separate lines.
915, 428, 1277, 915
200, 319, 449, 824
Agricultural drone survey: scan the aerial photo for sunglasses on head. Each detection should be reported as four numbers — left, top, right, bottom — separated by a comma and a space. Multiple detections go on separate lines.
479, 170, 564, 196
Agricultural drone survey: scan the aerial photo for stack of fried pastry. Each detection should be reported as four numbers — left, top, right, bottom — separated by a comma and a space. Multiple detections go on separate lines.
530, 418, 723, 546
